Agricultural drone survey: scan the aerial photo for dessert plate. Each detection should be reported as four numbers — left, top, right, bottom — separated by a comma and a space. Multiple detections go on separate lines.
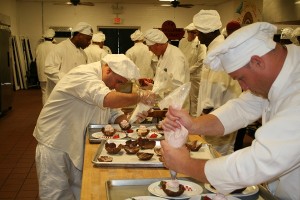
189, 194, 241, 200
128, 132, 162, 139
204, 184, 259, 197
125, 196, 165, 200
91, 132, 126, 140
148, 180, 203, 199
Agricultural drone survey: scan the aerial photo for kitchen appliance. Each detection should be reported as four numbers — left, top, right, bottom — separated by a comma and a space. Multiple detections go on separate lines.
0, 13, 13, 116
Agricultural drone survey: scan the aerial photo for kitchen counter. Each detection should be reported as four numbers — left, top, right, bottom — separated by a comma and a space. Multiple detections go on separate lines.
80, 134, 206, 200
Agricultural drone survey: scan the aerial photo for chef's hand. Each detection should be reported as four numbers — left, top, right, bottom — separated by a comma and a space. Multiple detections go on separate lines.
160, 140, 190, 173
137, 89, 156, 106
162, 106, 193, 132
134, 110, 149, 124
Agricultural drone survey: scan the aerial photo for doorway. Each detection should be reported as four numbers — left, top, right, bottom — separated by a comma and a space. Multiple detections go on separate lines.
98, 27, 139, 54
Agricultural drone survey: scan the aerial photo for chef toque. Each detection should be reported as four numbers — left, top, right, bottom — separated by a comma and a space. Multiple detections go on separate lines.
144, 29, 168, 45
92, 32, 106, 42
130, 30, 144, 41
291, 27, 300, 45
102, 54, 140, 80
204, 22, 277, 73
184, 23, 197, 31
72, 22, 93, 36
43, 29, 55, 39
280, 27, 294, 39
193, 10, 222, 33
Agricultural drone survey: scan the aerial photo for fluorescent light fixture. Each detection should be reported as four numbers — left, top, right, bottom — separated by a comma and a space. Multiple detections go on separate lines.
159, 0, 172, 1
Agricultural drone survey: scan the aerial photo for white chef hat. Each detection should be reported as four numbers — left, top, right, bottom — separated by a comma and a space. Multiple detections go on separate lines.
92, 32, 106, 42
204, 22, 277, 73
291, 27, 300, 45
144, 29, 168, 45
193, 10, 222, 33
280, 27, 294, 39
72, 22, 93, 36
102, 54, 140, 80
184, 23, 197, 31
43, 29, 55, 39
130, 30, 144, 41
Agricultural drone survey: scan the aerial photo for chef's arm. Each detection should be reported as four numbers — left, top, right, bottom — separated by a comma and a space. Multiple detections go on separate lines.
190, 114, 225, 136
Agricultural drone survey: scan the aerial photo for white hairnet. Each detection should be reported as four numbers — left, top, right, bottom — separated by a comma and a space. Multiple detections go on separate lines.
291, 27, 300, 45
204, 22, 277, 73
184, 23, 197, 31
92, 32, 106, 42
144, 29, 168, 45
72, 22, 93, 36
280, 27, 293, 39
102, 54, 140, 80
43, 29, 55, 39
193, 10, 222, 33
130, 30, 144, 41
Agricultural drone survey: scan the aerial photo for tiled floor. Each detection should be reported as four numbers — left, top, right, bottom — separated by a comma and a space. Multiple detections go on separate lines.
0, 88, 42, 200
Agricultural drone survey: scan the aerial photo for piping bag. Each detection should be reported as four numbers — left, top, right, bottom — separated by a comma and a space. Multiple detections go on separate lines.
158, 82, 191, 180
129, 70, 176, 124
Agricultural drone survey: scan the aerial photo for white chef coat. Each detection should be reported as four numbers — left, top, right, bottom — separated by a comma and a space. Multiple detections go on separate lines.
153, 44, 190, 111
44, 38, 87, 101
179, 37, 206, 116
206, 45, 300, 200
33, 61, 124, 171
35, 40, 56, 104
84, 44, 108, 63
126, 42, 154, 78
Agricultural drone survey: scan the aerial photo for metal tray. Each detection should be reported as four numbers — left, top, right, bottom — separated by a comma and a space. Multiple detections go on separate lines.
106, 177, 277, 200
92, 140, 215, 168
87, 124, 164, 144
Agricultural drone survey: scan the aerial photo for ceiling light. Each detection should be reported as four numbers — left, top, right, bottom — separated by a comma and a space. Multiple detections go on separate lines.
159, 0, 172, 2
295, 1, 300, 4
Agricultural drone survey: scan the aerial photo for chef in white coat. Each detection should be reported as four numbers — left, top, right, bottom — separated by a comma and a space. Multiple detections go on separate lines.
161, 22, 300, 200
126, 29, 154, 79
143, 28, 190, 111
84, 32, 108, 63
34, 54, 156, 200
178, 23, 206, 117
44, 22, 93, 101
35, 28, 56, 105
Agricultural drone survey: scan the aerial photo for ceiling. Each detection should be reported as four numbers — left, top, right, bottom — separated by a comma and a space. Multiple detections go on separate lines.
16, 0, 232, 6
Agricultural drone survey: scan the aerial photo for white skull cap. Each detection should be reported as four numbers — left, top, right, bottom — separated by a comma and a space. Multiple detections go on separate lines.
130, 30, 144, 41
280, 27, 294, 39
144, 29, 168, 45
204, 22, 277, 73
43, 29, 55, 39
102, 54, 140, 80
72, 22, 93, 36
184, 23, 197, 31
92, 32, 106, 42
193, 10, 222, 33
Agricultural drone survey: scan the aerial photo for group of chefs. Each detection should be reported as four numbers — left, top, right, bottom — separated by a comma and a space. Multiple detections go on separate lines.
34, 8, 300, 200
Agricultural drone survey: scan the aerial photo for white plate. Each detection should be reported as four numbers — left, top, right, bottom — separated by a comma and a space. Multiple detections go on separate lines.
91, 132, 126, 139
128, 132, 162, 139
189, 194, 241, 200
148, 180, 203, 199
204, 184, 259, 197
125, 196, 166, 200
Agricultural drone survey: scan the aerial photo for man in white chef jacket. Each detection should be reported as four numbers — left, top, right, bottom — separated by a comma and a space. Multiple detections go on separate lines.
143, 28, 190, 111
161, 22, 300, 200
125, 29, 154, 79
84, 32, 108, 63
194, 10, 242, 155
178, 23, 206, 117
44, 22, 93, 102
35, 28, 56, 105
33, 54, 156, 200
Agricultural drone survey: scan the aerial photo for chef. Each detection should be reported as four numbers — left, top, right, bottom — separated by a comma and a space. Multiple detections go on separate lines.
161, 22, 300, 200
178, 23, 206, 117
44, 22, 93, 101
34, 54, 156, 200
143, 28, 190, 111
125, 29, 154, 79
35, 28, 56, 105
84, 32, 108, 63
